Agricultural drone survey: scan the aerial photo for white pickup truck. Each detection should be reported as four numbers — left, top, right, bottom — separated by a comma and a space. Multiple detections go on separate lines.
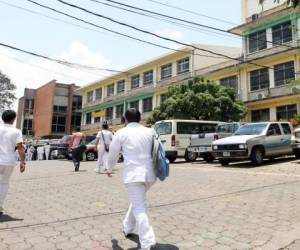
187, 123, 241, 162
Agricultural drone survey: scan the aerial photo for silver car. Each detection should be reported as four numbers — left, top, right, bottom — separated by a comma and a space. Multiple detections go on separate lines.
212, 122, 295, 166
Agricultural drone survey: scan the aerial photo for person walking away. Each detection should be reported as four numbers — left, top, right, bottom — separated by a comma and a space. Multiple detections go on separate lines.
69, 128, 86, 172
0, 110, 26, 215
29, 145, 35, 161
107, 109, 156, 250
37, 145, 44, 160
94, 122, 113, 173
44, 142, 51, 160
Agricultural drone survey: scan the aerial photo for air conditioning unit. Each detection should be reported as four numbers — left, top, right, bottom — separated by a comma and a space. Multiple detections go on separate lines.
257, 93, 265, 100
252, 14, 259, 21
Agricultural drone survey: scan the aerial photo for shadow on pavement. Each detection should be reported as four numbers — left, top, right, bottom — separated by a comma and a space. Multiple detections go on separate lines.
0, 214, 23, 223
111, 235, 179, 250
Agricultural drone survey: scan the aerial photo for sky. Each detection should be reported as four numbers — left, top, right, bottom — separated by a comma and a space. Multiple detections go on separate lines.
0, 0, 242, 108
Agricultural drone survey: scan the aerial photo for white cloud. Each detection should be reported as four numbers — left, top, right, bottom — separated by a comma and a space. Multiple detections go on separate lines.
155, 29, 184, 40
0, 41, 113, 109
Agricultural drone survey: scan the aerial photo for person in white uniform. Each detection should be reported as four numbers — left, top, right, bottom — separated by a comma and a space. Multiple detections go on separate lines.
37, 145, 44, 160
0, 110, 26, 215
95, 122, 113, 173
107, 108, 156, 250
44, 142, 51, 160
27, 145, 35, 161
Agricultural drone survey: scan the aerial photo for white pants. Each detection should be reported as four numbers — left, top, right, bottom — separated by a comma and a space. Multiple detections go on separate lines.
0, 165, 14, 209
38, 153, 44, 160
95, 147, 108, 172
26, 152, 33, 161
45, 150, 50, 160
123, 182, 155, 249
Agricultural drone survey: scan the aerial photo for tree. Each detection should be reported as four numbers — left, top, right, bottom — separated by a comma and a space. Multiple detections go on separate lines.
259, 0, 299, 8
147, 77, 247, 124
0, 71, 16, 111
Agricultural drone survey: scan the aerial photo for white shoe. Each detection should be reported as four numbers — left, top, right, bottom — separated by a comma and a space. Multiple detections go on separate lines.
94, 169, 100, 173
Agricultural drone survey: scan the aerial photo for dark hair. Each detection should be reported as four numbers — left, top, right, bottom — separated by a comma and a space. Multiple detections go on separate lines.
124, 108, 141, 123
2, 110, 16, 123
102, 124, 108, 129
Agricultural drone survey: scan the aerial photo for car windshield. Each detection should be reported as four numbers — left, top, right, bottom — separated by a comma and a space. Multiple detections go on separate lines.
234, 124, 267, 135
155, 122, 172, 135
88, 139, 97, 145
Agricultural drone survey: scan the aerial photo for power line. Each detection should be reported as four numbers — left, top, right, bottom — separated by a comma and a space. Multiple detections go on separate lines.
25, 0, 223, 59
95, 0, 294, 49
144, 0, 238, 26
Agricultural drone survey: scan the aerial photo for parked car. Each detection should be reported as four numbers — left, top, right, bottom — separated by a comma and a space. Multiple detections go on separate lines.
188, 122, 241, 162
85, 139, 98, 161
212, 122, 295, 166
154, 119, 220, 162
292, 127, 300, 158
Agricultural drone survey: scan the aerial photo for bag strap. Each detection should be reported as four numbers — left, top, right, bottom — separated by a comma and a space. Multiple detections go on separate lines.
101, 131, 106, 144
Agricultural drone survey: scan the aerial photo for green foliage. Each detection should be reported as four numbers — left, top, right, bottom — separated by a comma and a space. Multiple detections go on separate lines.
147, 77, 247, 124
0, 71, 16, 111
260, 0, 299, 7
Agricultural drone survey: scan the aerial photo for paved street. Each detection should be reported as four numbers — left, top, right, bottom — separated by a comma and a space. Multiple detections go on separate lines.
1, 158, 300, 250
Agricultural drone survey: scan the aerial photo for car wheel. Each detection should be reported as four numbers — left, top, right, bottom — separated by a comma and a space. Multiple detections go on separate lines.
251, 147, 264, 166
203, 154, 215, 163
219, 159, 230, 166
294, 149, 300, 159
86, 152, 96, 161
185, 150, 197, 162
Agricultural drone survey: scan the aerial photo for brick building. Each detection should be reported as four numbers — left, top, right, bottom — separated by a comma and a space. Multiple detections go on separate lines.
16, 80, 82, 139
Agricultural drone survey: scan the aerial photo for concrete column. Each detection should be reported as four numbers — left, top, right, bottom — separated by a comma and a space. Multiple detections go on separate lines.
152, 94, 157, 109
153, 67, 157, 87
266, 28, 273, 49
139, 99, 143, 113
240, 69, 248, 102
270, 107, 277, 121
172, 62, 177, 77
140, 73, 143, 87
269, 68, 275, 88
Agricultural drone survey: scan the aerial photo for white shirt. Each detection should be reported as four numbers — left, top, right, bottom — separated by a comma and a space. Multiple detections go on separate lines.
96, 130, 113, 147
0, 123, 23, 166
108, 123, 156, 184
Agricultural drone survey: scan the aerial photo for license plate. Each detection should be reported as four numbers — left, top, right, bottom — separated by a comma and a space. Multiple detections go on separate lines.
223, 151, 230, 157
198, 147, 206, 152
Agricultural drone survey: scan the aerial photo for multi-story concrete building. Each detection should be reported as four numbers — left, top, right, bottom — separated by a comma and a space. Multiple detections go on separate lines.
17, 80, 82, 139
80, 45, 241, 134
197, 0, 300, 123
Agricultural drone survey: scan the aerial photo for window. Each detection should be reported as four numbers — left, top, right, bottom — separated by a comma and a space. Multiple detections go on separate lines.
87, 91, 93, 103
220, 76, 238, 91
177, 122, 217, 134
281, 123, 292, 134
95, 88, 102, 100
160, 94, 167, 104
248, 30, 267, 53
117, 80, 125, 94
53, 105, 67, 113
116, 104, 124, 119
143, 70, 153, 85
107, 84, 115, 97
177, 58, 190, 74
72, 95, 82, 111
106, 107, 114, 120
22, 119, 33, 135
71, 114, 81, 131
52, 115, 66, 133
250, 68, 269, 91
129, 100, 139, 110
85, 112, 92, 125
272, 21, 292, 45
267, 124, 282, 136
131, 75, 140, 89
161, 64, 172, 79
94, 117, 101, 123
251, 109, 270, 122
155, 122, 172, 135
143, 97, 153, 113
276, 104, 297, 120
274, 61, 295, 86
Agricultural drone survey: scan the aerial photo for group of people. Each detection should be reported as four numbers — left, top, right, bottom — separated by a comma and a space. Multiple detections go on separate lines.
23, 143, 51, 161
1, 108, 157, 250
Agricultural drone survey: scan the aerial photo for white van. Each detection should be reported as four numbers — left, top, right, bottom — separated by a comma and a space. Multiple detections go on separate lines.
154, 119, 220, 162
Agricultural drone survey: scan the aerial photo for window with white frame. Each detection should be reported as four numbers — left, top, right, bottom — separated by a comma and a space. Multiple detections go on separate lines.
251, 109, 270, 122
276, 104, 297, 120
85, 112, 92, 125
248, 30, 267, 53
95, 88, 102, 100
143, 70, 153, 85
116, 104, 124, 119
177, 58, 190, 74
143, 97, 153, 113
274, 61, 295, 86
129, 100, 139, 110
131, 75, 140, 89
250, 68, 269, 91
117, 80, 125, 94
272, 21, 292, 45
107, 84, 115, 97
220, 76, 238, 92
161, 64, 172, 79
87, 91, 93, 103
106, 107, 114, 120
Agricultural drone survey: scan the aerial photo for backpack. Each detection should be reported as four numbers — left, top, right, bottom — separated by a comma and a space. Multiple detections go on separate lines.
152, 132, 170, 181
